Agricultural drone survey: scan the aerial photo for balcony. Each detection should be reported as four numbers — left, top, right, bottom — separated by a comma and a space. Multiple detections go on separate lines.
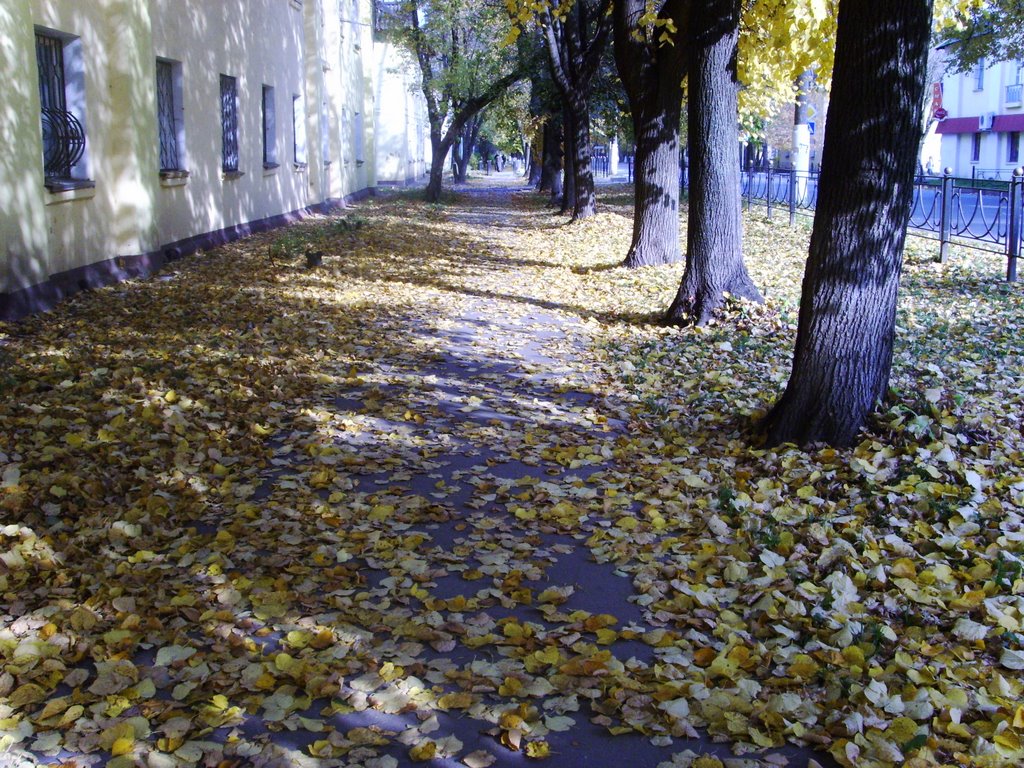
1008, 83, 1023, 107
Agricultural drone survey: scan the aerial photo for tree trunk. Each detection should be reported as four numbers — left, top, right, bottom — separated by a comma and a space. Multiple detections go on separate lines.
569, 93, 597, 219
614, 0, 687, 268
561, 102, 577, 213
666, 0, 762, 325
762, 0, 933, 447
539, 119, 560, 192
530, 136, 544, 186
425, 131, 450, 202
454, 118, 480, 183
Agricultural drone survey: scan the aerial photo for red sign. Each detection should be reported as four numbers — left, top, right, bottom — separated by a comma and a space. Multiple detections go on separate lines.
931, 82, 944, 114
934, 107, 949, 121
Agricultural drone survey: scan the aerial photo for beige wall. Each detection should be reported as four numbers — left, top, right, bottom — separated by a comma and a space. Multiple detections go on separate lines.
375, 42, 429, 185
1, 0, 412, 315
0, 2, 49, 295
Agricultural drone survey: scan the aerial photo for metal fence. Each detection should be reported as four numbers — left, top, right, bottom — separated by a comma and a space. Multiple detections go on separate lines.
732, 166, 1024, 281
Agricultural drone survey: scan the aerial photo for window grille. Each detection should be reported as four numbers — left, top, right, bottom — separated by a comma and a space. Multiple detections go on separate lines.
36, 33, 85, 179
974, 58, 985, 91
972, 133, 982, 163
157, 60, 180, 170
1011, 132, 1021, 165
262, 85, 277, 166
221, 75, 239, 172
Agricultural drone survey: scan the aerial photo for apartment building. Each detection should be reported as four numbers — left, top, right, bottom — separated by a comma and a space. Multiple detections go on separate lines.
936, 55, 1024, 178
0, 0, 429, 320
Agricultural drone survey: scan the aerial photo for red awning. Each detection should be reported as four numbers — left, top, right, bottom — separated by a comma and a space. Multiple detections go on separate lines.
936, 114, 1024, 134
936, 117, 981, 134
993, 114, 1024, 132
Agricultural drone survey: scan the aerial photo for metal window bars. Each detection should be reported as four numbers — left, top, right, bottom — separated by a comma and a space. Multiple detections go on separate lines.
220, 75, 239, 172
36, 34, 85, 179
157, 60, 180, 171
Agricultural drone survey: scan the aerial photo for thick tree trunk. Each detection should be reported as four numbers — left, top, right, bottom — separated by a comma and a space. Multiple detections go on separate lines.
425, 135, 456, 202
614, 0, 686, 268
561, 103, 577, 213
763, 0, 933, 447
569, 94, 597, 219
530, 136, 544, 186
539, 119, 561, 192
666, 0, 762, 325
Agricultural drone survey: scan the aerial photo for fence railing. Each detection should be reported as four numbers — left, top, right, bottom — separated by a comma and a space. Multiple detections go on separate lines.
731, 165, 1024, 281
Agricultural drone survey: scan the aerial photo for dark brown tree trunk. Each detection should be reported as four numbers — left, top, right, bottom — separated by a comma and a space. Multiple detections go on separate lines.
539, 118, 561, 192
530, 136, 544, 186
561, 102, 577, 213
666, 0, 762, 324
614, 0, 687, 268
762, 0, 933, 447
425, 131, 451, 202
569, 93, 597, 219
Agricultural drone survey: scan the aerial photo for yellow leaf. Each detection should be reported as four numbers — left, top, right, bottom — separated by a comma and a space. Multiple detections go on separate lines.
524, 740, 550, 759
111, 737, 134, 756
410, 740, 437, 761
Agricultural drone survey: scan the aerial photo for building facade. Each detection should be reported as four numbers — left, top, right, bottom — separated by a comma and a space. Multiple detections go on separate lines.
936, 56, 1024, 178
0, 0, 428, 320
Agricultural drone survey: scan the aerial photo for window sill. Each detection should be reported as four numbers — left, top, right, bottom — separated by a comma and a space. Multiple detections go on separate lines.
290, 0, 302, 9
222, 170, 245, 181
160, 170, 190, 188
45, 178, 95, 193
264, 162, 280, 176
293, 162, 308, 172
45, 181, 96, 205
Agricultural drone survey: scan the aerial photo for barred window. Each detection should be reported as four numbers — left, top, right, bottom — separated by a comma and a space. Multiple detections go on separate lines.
156, 59, 184, 171
35, 32, 87, 181
220, 74, 239, 172
293, 93, 307, 165
262, 85, 277, 167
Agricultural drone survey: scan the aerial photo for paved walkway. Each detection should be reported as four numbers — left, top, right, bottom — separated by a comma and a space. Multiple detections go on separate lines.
2, 177, 833, 768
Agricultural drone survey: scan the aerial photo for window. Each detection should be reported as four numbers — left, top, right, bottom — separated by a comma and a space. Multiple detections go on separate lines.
972, 132, 982, 162
1010, 132, 1021, 165
292, 93, 307, 166
262, 85, 277, 167
220, 74, 239, 173
35, 30, 89, 187
156, 59, 185, 172
973, 57, 985, 91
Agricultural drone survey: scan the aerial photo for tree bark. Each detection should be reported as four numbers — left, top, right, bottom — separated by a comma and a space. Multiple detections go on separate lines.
425, 134, 455, 202
762, 0, 933, 447
560, 101, 577, 213
539, 118, 563, 196
569, 93, 597, 218
454, 116, 481, 183
614, 0, 687, 268
666, 0, 762, 324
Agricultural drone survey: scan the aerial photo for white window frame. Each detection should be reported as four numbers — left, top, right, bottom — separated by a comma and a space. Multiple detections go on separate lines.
973, 57, 985, 91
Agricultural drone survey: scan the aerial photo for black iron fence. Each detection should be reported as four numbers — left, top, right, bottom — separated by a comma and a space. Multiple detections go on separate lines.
732, 165, 1024, 281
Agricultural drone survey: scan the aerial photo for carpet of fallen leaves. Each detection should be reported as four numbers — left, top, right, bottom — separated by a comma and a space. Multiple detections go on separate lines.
2, 177, 1024, 768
